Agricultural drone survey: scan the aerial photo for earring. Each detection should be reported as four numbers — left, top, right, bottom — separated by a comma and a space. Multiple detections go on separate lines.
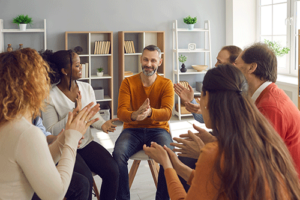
205, 106, 207, 109
65, 73, 67, 75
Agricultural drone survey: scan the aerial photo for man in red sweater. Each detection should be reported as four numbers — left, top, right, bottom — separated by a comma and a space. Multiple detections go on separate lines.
235, 43, 300, 178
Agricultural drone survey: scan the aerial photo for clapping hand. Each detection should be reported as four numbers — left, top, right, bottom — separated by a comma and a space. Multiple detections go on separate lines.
131, 98, 152, 121
73, 91, 82, 118
101, 118, 119, 133
174, 83, 194, 104
143, 142, 173, 169
185, 97, 202, 114
179, 124, 216, 145
171, 130, 205, 159
66, 102, 100, 135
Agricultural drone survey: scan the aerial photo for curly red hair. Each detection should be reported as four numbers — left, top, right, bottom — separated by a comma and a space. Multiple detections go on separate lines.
0, 48, 51, 125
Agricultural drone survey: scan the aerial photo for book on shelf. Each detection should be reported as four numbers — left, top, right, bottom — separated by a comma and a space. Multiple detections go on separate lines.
128, 41, 133, 53
81, 64, 86, 78
106, 41, 111, 54
94, 41, 98, 54
97, 41, 101, 54
131, 41, 135, 53
124, 41, 128, 53
85, 63, 89, 77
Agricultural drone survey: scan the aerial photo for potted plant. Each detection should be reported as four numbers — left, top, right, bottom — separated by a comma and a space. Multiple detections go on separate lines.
13, 15, 32, 31
179, 55, 187, 72
264, 39, 290, 57
183, 16, 197, 30
97, 68, 104, 77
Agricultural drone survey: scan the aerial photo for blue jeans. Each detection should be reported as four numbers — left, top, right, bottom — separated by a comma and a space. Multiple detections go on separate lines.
113, 128, 173, 200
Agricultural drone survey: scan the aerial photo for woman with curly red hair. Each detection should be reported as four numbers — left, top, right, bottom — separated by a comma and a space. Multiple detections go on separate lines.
0, 48, 100, 200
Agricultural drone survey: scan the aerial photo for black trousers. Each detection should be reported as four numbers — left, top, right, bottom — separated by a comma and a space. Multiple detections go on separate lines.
178, 156, 197, 192
76, 141, 119, 200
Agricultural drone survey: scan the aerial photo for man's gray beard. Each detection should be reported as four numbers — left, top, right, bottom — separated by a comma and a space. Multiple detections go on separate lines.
142, 66, 157, 76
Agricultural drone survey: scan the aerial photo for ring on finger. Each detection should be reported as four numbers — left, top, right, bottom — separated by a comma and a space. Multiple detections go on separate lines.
85, 121, 88, 124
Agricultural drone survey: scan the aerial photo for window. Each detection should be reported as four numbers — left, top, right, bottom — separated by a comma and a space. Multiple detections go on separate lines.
258, 0, 299, 76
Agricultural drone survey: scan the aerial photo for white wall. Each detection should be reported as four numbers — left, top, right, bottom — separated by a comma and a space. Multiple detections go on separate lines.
226, 0, 257, 49
0, 0, 226, 114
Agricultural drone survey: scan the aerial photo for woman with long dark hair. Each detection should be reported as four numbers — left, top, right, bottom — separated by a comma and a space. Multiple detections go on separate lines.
144, 64, 300, 199
0, 48, 100, 200
40, 49, 119, 200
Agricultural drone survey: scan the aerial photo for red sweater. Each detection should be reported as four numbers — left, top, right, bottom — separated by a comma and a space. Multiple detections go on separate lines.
256, 83, 300, 178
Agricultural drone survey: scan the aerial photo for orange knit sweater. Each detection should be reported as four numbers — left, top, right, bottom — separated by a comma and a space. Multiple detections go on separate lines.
117, 73, 174, 132
165, 142, 291, 200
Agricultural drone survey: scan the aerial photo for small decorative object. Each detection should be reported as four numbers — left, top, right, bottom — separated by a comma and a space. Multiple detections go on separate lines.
97, 68, 104, 77
264, 39, 290, 57
74, 46, 83, 54
188, 43, 196, 51
183, 16, 197, 30
7, 44, 13, 52
192, 65, 208, 72
13, 15, 32, 31
179, 55, 187, 73
94, 87, 104, 100
19, 44, 23, 50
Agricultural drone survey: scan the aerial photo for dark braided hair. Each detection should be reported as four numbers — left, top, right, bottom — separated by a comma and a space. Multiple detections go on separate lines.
39, 49, 74, 90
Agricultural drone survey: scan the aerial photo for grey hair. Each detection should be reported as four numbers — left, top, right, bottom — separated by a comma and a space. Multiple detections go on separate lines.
142, 45, 161, 58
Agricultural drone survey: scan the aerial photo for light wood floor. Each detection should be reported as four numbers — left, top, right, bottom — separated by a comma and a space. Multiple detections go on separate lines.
91, 115, 208, 200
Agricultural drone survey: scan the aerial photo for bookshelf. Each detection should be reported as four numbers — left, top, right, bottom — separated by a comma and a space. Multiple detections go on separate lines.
65, 31, 113, 119
0, 19, 47, 53
172, 20, 212, 120
118, 31, 165, 87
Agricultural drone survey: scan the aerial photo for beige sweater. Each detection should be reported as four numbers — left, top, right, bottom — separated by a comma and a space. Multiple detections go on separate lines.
0, 117, 82, 200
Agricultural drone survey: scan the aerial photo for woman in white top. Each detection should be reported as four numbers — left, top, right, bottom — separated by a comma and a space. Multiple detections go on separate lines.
40, 49, 119, 200
0, 48, 100, 200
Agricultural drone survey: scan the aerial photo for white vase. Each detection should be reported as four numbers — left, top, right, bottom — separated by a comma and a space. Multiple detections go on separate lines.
19, 24, 27, 31
97, 72, 103, 77
188, 24, 194, 30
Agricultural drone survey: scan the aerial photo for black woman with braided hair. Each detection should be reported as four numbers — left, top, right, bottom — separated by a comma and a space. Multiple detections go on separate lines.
40, 49, 119, 200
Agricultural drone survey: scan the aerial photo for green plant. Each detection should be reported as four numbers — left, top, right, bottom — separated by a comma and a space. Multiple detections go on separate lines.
97, 68, 103, 72
264, 39, 290, 57
183, 16, 197, 24
178, 55, 187, 63
13, 15, 33, 25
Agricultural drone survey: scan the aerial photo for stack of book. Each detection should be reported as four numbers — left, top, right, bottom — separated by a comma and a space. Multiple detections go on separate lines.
124, 41, 136, 53
81, 63, 89, 78
94, 41, 111, 54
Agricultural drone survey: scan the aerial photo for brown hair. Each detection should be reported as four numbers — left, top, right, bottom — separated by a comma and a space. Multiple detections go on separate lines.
0, 48, 51, 125
221, 45, 242, 63
202, 64, 300, 199
242, 42, 277, 82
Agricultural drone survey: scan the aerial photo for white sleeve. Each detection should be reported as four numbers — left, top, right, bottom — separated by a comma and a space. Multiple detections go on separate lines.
88, 85, 106, 129
16, 128, 82, 200
42, 102, 68, 136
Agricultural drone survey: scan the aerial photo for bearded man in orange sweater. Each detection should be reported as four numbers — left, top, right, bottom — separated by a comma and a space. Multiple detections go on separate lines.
113, 45, 174, 200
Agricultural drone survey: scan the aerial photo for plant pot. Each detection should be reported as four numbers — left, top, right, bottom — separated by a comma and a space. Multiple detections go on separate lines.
180, 63, 187, 73
187, 24, 194, 30
19, 24, 27, 31
97, 72, 103, 77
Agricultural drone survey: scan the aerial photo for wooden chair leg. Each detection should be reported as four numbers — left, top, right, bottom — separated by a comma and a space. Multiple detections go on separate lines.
148, 160, 159, 188
128, 160, 141, 189
93, 177, 100, 200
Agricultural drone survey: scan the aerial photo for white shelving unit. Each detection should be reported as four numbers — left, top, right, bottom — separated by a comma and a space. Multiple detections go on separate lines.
0, 19, 47, 53
65, 31, 114, 118
172, 20, 212, 120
